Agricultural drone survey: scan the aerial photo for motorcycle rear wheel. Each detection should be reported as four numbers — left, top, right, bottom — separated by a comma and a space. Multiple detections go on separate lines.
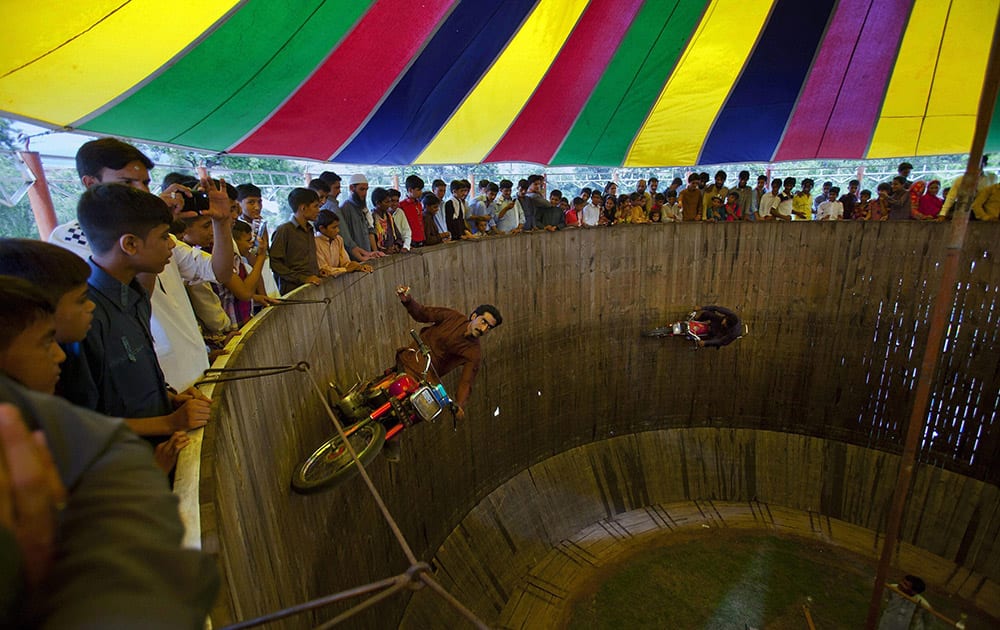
291, 423, 387, 494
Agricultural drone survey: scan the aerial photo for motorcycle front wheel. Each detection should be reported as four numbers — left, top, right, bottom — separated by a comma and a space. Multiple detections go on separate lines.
291, 423, 387, 494
640, 327, 674, 338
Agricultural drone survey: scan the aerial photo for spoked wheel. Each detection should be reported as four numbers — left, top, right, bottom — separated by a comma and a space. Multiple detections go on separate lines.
291, 423, 387, 494
641, 327, 674, 338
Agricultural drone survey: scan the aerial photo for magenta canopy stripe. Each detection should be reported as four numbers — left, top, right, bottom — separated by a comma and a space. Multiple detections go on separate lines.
2, 0, 999, 166
775, 0, 915, 161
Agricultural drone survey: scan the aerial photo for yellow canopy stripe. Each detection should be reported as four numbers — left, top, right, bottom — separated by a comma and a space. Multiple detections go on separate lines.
868, 0, 1000, 158
0, 0, 240, 126
624, 0, 775, 167
414, 0, 590, 165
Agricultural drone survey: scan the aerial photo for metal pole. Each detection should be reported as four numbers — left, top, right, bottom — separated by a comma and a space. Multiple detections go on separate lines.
19, 151, 58, 239
863, 12, 1000, 628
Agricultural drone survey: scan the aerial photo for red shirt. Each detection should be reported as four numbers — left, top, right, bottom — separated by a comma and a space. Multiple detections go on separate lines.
399, 197, 425, 243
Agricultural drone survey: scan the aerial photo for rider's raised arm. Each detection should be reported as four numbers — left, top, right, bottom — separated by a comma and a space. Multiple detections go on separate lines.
455, 356, 481, 409
401, 295, 454, 325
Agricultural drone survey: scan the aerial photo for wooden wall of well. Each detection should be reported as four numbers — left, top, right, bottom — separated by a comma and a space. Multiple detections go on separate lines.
195, 222, 1000, 628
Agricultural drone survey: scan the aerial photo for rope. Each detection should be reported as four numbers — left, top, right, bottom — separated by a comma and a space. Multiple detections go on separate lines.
196, 362, 309, 385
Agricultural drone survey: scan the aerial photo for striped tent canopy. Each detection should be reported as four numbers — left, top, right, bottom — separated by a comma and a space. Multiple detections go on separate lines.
3, 0, 1000, 166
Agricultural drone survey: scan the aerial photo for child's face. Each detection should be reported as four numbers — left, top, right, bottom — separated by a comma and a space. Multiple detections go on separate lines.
651, 212, 661, 222
183, 216, 215, 249
54, 283, 95, 344
301, 200, 321, 221
389, 195, 401, 210
318, 222, 340, 240
455, 187, 469, 201
434, 184, 446, 199
549, 193, 560, 205
727, 194, 738, 204
239, 197, 262, 221
878, 188, 889, 199
475, 220, 488, 232
234, 231, 254, 258
315, 191, 328, 206
376, 197, 392, 213
860, 191, 871, 201
132, 224, 175, 274
408, 186, 423, 200
426, 203, 440, 215
0, 315, 65, 394
712, 198, 723, 207
485, 189, 497, 203
802, 181, 812, 193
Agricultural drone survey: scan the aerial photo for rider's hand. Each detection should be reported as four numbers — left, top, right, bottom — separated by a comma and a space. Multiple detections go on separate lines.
396, 285, 410, 301
454, 405, 466, 423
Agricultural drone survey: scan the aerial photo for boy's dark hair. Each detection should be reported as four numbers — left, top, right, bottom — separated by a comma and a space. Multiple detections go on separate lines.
478, 179, 491, 190
898, 162, 914, 172
371, 187, 390, 206
449, 179, 468, 193
221, 180, 238, 201
877, 182, 892, 192
738, 170, 749, 180
572, 197, 584, 206
550, 189, 562, 200
308, 179, 331, 193
849, 179, 860, 187
287, 187, 319, 212
801, 178, 814, 186
487, 182, 499, 194
315, 210, 340, 229
581, 187, 593, 195
648, 177, 658, 184
78, 184, 174, 254
431, 179, 446, 189
687, 173, 699, 183
236, 183, 262, 200
860, 189, 872, 198
232, 220, 253, 237
517, 178, 529, 191
591, 191, 603, 200
771, 178, 782, 187
0, 239, 91, 307
472, 304, 502, 327
892, 175, 908, 186
714, 170, 726, 179
829, 186, 841, 197
499, 179, 513, 190
76, 138, 154, 180
666, 190, 677, 199
162, 172, 197, 190
655, 193, 666, 203
387, 188, 402, 200
405, 175, 425, 191
672, 177, 684, 186
783, 177, 797, 187
420, 193, 440, 209
0, 276, 55, 352
318, 171, 341, 185
823, 180, 833, 187
698, 172, 710, 182
629, 192, 642, 202
757, 175, 768, 182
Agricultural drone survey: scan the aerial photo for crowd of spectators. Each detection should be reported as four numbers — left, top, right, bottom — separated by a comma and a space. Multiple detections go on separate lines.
0, 135, 997, 626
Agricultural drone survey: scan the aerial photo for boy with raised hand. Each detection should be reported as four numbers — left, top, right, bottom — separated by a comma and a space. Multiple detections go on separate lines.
270, 187, 323, 294
59, 182, 228, 473
50, 138, 234, 395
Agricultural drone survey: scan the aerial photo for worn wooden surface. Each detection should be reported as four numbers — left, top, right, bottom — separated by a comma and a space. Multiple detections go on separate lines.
192, 222, 1000, 628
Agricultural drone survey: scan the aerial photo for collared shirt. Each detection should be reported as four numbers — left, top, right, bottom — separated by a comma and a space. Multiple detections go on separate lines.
581, 203, 602, 226
398, 197, 425, 243
50, 221, 210, 390
269, 216, 319, 293
396, 297, 482, 407
315, 233, 353, 276
59, 259, 171, 419
491, 195, 524, 232
338, 195, 374, 260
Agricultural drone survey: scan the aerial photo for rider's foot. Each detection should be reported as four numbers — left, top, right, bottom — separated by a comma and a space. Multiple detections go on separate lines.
383, 439, 401, 463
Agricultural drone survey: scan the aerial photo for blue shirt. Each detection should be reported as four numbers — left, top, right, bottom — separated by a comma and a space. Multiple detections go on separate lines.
59, 259, 171, 419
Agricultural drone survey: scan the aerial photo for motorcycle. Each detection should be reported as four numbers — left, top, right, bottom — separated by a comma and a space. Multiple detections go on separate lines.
641, 309, 748, 347
292, 331, 454, 493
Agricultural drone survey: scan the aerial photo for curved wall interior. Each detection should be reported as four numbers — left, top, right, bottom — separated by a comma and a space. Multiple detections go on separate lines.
188, 223, 1000, 628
